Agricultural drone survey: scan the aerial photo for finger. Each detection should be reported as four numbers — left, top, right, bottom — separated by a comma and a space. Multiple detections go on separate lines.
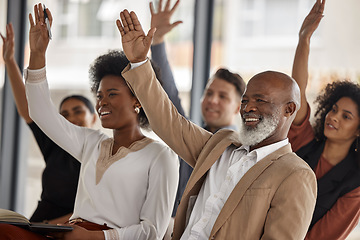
46, 8, 53, 27
116, 19, 125, 37
147, 27, 156, 39
149, 2, 155, 15
158, 0, 163, 12
130, 11, 142, 32
29, 13, 35, 27
170, 0, 181, 13
34, 5, 40, 24
7, 23, 14, 40
170, 21, 183, 30
314, 0, 322, 13
120, 10, 130, 33
164, 0, 171, 11
319, 0, 325, 14
38, 4, 45, 24
0, 33, 4, 42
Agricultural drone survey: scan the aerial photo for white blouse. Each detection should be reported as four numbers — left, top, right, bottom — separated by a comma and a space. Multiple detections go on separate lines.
25, 67, 179, 240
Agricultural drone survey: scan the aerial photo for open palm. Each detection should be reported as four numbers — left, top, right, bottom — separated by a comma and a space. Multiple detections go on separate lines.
116, 10, 155, 63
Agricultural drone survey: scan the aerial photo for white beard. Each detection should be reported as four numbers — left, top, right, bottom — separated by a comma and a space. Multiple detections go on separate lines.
238, 111, 280, 146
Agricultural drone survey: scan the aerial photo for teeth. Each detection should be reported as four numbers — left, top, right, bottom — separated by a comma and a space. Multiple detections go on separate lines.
100, 111, 110, 116
245, 118, 258, 122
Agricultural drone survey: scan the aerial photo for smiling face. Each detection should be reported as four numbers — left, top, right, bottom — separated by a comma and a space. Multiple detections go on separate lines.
239, 72, 297, 148
201, 78, 241, 132
95, 75, 139, 130
60, 98, 95, 128
324, 97, 360, 144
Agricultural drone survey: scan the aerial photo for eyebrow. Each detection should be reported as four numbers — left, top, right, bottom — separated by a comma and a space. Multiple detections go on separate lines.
334, 103, 355, 117
97, 88, 120, 94
343, 109, 355, 117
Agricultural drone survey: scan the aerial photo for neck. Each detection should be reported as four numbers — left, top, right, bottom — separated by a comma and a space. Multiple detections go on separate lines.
322, 139, 353, 165
112, 126, 144, 154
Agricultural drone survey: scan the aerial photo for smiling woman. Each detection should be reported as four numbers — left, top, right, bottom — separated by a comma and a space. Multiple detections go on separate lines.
0, 4, 178, 240
289, 1, 360, 239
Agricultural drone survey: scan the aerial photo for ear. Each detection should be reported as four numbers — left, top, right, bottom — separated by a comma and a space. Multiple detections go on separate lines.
134, 99, 142, 110
284, 102, 296, 117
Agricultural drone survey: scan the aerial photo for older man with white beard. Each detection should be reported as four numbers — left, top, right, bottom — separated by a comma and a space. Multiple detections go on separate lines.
117, 10, 317, 240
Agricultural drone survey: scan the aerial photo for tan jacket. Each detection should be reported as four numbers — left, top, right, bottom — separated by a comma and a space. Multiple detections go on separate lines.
123, 61, 317, 240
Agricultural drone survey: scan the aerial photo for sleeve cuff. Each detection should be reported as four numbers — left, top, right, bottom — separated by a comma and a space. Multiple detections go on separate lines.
130, 59, 148, 70
24, 66, 47, 83
103, 229, 120, 240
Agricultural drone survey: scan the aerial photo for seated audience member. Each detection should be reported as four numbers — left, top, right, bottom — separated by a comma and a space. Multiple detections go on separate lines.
1, 23, 96, 224
0, 4, 178, 240
117, 9, 317, 239
290, 0, 360, 239
149, 0, 245, 217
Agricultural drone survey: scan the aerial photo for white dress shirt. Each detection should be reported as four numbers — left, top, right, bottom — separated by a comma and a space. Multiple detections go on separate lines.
180, 139, 289, 240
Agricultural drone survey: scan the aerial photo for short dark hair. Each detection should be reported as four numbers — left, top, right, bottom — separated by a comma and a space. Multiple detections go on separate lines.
60, 95, 95, 114
212, 68, 246, 98
88, 50, 162, 129
313, 80, 360, 149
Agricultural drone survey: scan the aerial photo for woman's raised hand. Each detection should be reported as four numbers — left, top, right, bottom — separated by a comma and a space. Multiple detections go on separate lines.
28, 3, 52, 55
0, 23, 15, 64
116, 10, 156, 63
299, 0, 325, 42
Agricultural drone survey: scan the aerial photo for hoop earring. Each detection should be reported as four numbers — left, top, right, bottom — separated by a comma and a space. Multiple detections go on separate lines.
134, 106, 140, 114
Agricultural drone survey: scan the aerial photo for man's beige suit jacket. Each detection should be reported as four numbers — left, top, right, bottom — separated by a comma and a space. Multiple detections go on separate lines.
123, 61, 317, 240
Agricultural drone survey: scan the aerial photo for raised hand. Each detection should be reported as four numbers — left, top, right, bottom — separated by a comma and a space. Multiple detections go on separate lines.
0, 23, 15, 63
28, 3, 52, 55
116, 10, 156, 63
299, 0, 325, 42
150, 0, 182, 45
28, 3, 53, 69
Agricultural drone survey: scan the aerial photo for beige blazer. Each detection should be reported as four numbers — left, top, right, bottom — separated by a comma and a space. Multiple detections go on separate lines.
123, 61, 317, 240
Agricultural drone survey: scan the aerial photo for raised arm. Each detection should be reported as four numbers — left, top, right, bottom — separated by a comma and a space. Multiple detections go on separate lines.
150, 0, 186, 116
1, 23, 32, 123
291, 0, 325, 125
118, 10, 211, 166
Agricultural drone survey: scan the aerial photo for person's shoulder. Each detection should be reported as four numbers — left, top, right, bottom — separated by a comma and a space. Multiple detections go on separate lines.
273, 146, 314, 173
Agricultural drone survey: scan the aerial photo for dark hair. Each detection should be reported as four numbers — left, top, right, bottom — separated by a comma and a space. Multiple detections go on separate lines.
89, 50, 162, 129
212, 68, 246, 98
59, 95, 95, 114
313, 80, 360, 151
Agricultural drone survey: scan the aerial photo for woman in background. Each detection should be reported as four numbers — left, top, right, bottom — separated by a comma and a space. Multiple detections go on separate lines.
1, 23, 97, 224
289, 0, 360, 239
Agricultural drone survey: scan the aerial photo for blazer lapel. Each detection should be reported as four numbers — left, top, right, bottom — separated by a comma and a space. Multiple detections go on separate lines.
184, 130, 241, 198
210, 144, 292, 237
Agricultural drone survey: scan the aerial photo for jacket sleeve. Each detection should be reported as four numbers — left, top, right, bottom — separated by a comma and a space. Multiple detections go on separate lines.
122, 60, 211, 168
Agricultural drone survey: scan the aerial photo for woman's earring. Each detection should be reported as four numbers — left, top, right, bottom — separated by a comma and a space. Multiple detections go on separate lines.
134, 106, 140, 114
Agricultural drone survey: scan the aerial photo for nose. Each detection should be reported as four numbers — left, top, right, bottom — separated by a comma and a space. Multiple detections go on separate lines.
98, 97, 108, 107
241, 101, 257, 113
208, 95, 219, 104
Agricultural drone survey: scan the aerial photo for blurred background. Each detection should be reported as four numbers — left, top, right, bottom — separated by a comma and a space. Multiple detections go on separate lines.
0, 0, 359, 238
